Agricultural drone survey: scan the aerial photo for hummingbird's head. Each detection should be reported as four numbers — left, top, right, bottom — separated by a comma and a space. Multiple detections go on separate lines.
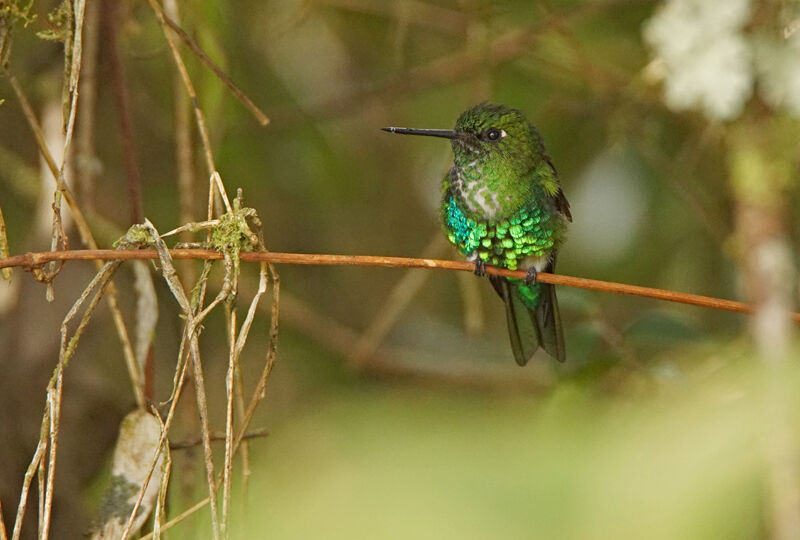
450, 103, 542, 168
382, 103, 545, 173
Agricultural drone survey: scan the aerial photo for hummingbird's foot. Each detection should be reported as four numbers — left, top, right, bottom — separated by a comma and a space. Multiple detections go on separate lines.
524, 267, 538, 286
473, 259, 487, 277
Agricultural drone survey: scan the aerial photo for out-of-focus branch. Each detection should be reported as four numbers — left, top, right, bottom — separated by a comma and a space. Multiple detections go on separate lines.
162, 0, 197, 285
348, 232, 449, 368
104, 0, 143, 224
74, 0, 100, 208
157, 9, 269, 126
169, 428, 269, 451
729, 119, 799, 540
318, 0, 470, 35
271, 0, 638, 122
144, 0, 216, 176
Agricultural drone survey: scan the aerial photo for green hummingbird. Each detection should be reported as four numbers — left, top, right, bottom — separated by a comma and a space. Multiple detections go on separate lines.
383, 103, 571, 365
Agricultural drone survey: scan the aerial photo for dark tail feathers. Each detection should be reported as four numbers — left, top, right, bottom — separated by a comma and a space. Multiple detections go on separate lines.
489, 272, 566, 365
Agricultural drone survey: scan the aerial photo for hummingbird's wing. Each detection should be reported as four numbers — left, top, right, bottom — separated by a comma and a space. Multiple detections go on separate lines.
552, 186, 572, 222
544, 157, 572, 222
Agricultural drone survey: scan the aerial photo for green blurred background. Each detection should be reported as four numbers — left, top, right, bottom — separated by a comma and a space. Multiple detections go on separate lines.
1, 0, 799, 538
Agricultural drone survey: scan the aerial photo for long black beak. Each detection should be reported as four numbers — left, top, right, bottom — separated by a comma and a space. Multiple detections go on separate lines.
381, 127, 456, 139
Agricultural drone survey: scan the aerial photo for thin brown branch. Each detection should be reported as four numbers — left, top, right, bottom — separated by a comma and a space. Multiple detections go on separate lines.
40, 368, 62, 540
227, 261, 269, 519
2, 248, 798, 323
138, 497, 210, 540
140, 220, 221, 539
74, 0, 100, 207
4, 70, 61, 176
281, 291, 551, 388
0, 204, 10, 281
0, 497, 8, 540
151, 411, 171, 538
145, 0, 216, 176
162, 0, 197, 284
349, 232, 449, 368
169, 428, 269, 451
105, 0, 144, 224
118, 338, 191, 540
232, 262, 279, 457
280, 290, 365, 358
11, 416, 48, 540
157, 9, 269, 126
639, 134, 729, 244
42, 260, 121, 540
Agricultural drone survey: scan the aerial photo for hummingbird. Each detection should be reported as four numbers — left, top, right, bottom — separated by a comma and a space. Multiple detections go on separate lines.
383, 103, 571, 365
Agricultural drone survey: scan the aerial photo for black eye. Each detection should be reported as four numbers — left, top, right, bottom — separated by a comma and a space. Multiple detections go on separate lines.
485, 128, 501, 141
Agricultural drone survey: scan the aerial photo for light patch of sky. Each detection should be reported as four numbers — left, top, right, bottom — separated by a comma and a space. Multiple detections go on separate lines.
418, 150, 456, 216
643, 0, 753, 121
567, 148, 648, 265
261, 1, 358, 109
753, 32, 800, 118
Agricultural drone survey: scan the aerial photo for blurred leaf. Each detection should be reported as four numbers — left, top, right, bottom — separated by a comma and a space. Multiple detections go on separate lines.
91, 410, 167, 539
132, 261, 157, 385
625, 309, 702, 346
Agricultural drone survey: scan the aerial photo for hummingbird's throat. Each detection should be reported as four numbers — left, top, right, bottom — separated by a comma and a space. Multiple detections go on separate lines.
451, 165, 508, 219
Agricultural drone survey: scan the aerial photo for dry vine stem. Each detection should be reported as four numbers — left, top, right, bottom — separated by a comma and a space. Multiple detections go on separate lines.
2, 248, 799, 323
117, 220, 221, 540
24, 259, 124, 540
5, 68, 144, 410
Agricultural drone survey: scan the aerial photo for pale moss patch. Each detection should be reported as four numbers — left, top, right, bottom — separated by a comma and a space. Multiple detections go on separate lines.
114, 224, 154, 249
93, 474, 138, 527
35, 0, 72, 43
210, 198, 260, 278
0, 0, 37, 29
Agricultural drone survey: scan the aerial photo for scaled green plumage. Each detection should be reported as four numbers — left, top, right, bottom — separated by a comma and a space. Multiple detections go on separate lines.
384, 103, 571, 365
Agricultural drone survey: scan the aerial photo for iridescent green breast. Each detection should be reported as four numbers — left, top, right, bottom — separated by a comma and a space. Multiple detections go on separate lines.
441, 194, 557, 272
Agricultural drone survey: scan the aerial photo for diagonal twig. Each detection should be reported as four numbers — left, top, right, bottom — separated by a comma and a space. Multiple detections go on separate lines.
144, 0, 216, 176
156, 8, 269, 126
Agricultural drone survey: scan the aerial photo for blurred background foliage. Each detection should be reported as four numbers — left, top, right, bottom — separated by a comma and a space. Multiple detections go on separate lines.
1, 0, 800, 538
